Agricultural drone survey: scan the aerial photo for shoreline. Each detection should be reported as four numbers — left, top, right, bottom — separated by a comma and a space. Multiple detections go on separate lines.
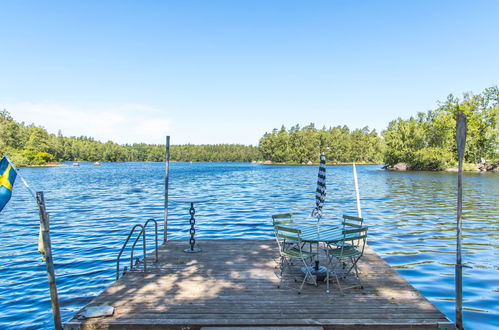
385, 162, 499, 173
18, 160, 498, 172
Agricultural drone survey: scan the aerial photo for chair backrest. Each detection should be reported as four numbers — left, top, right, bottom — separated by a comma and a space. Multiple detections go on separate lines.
342, 214, 364, 228
340, 226, 368, 255
272, 213, 294, 226
274, 225, 303, 253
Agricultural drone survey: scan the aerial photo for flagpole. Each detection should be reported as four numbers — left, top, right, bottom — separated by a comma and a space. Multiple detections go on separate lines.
164, 136, 171, 244
1, 154, 62, 329
353, 162, 362, 218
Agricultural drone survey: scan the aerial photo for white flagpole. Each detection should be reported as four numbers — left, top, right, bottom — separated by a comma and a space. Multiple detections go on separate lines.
353, 162, 362, 218
164, 136, 170, 244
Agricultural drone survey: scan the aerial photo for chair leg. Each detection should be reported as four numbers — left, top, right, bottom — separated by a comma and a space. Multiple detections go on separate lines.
341, 275, 363, 291
353, 257, 360, 278
277, 256, 284, 288
326, 269, 330, 293
298, 258, 316, 294
344, 255, 361, 278
337, 256, 364, 292
277, 256, 291, 288
334, 272, 344, 296
324, 245, 334, 266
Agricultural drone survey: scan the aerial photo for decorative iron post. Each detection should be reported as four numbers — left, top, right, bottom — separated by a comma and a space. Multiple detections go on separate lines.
188, 202, 196, 251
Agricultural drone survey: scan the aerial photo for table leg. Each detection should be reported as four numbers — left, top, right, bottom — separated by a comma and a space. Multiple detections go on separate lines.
184, 202, 202, 253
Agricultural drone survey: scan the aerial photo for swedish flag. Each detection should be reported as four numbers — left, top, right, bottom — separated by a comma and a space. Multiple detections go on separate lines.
0, 156, 17, 212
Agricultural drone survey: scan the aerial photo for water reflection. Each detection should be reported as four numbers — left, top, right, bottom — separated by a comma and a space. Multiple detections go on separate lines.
0, 163, 497, 329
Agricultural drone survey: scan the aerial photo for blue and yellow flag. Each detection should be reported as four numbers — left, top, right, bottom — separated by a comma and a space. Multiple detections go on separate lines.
0, 156, 17, 212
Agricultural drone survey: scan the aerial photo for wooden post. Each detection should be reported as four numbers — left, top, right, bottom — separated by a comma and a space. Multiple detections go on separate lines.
164, 136, 171, 244
36, 191, 62, 330
455, 110, 467, 330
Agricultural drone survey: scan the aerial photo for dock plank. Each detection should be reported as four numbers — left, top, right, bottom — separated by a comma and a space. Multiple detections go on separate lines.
65, 239, 450, 329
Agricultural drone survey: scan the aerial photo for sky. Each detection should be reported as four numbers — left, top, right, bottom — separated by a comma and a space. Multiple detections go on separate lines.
1, 1, 498, 145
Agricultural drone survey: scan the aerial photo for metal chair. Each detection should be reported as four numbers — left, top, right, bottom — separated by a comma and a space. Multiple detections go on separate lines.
271, 213, 294, 226
342, 214, 364, 228
274, 225, 317, 293
325, 226, 368, 294
272, 213, 300, 249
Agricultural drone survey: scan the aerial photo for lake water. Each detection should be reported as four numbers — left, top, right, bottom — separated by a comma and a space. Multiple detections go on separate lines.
0, 162, 497, 329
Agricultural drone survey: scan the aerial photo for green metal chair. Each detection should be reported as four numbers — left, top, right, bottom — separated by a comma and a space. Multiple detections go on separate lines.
325, 226, 368, 294
323, 214, 364, 253
271, 213, 294, 226
274, 225, 317, 293
272, 213, 305, 250
342, 214, 364, 229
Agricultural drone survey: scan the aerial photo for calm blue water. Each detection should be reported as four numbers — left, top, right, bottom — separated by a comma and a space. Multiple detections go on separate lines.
0, 162, 497, 329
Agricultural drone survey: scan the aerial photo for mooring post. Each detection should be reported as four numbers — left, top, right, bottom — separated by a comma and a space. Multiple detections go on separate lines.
164, 135, 171, 244
36, 191, 62, 330
455, 110, 467, 330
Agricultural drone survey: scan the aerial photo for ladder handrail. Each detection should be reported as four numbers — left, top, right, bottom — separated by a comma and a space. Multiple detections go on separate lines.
116, 224, 146, 280
130, 219, 158, 269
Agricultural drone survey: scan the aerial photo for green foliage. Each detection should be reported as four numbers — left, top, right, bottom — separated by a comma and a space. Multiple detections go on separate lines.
258, 123, 383, 164
0, 110, 261, 166
1, 86, 496, 170
0, 147, 30, 167
411, 148, 454, 171
170, 144, 260, 162
382, 86, 498, 170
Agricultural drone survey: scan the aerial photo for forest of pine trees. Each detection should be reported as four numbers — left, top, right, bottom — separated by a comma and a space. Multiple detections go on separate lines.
1, 87, 497, 170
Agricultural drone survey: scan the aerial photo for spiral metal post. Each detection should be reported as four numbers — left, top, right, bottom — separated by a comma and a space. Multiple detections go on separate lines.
184, 202, 201, 252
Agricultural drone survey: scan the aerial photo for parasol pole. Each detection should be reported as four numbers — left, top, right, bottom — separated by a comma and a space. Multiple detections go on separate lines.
163, 136, 171, 244
352, 162, 362, 218
455, 110, 466, 330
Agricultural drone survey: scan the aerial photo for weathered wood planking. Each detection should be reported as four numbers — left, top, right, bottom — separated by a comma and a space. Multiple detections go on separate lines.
65, 240, 451, 329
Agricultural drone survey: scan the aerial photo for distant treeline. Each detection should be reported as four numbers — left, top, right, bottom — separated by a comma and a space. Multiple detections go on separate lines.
1, 86, 497, 169
258, 124, 383, 164
259, 86, 498, 170
0, 111, 259, 166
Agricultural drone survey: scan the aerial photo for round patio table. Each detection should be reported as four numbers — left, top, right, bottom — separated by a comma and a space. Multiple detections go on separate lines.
292, 223, 343, 282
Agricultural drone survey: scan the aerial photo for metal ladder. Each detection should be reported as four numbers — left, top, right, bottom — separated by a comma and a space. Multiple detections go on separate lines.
116, 218, 159, 280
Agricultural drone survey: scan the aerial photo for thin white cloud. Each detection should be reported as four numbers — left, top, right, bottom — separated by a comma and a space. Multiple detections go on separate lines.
2, 101, 172, 144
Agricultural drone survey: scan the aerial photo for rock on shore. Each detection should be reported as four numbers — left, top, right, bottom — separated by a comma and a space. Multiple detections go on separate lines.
384, 161, 498, 172
385, 162, 408, 171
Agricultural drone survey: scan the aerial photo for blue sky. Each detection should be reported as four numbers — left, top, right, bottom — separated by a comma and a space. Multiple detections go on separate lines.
1, 1, 498, 145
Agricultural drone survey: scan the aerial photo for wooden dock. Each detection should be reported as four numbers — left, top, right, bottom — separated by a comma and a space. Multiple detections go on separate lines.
65, 240, 452, 329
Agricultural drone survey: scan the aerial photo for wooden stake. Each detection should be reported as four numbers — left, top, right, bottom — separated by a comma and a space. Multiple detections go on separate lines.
36, 191, 62, 330
164, 136, 171, 244
455, 110, 467, 330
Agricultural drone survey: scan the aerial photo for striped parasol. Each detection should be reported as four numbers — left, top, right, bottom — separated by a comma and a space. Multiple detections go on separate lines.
311, 152, 326, 221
